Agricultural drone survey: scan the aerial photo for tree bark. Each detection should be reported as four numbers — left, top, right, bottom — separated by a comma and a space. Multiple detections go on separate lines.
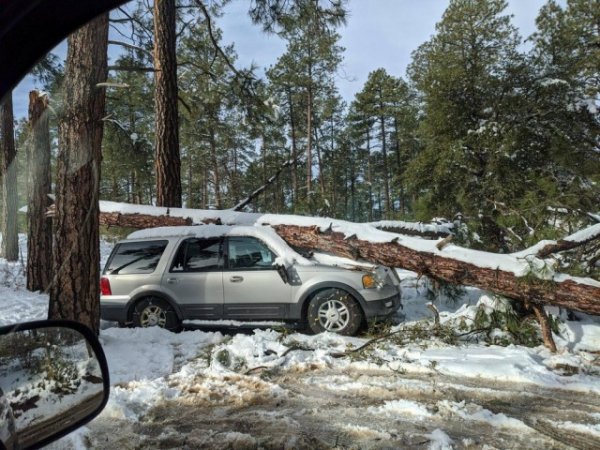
0, 92, 18, 261
100, 211, 191, 228
380, 111, 390, 217
48, 14, 109, 335
287, 88, 298, 208
272, 224, 600, 316
26, 91, 53, 291
531, 303, 557, 353
306, 84, 313, 197
154, 0, 182, 207
366, 128, 373, 222
209, 127, 221, 209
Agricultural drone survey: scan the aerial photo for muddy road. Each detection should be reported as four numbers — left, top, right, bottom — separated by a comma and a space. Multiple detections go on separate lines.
86, 365, 600, 450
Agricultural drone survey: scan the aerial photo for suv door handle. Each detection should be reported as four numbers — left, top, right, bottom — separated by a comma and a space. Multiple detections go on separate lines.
229, 276, 244, 283
166, 278, 179, 284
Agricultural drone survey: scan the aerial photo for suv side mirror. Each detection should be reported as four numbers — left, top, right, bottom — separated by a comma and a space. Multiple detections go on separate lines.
275, 264, 289, 284
0, 320, 110, 450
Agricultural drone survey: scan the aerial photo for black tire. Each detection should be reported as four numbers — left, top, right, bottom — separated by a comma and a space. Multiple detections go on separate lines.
131, 297, 181, 332
307, 288, 363, 336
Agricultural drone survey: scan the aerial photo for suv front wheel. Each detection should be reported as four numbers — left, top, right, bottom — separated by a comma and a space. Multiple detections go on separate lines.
307, 288, 362, 336
132, 297, 181, 332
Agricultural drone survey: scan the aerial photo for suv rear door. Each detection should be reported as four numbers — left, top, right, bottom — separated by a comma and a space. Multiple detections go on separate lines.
163, 237, 224, 319
222, 236, 292, 319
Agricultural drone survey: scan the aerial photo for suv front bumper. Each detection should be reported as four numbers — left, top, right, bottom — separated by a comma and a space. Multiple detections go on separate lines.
363, 292, 402, 318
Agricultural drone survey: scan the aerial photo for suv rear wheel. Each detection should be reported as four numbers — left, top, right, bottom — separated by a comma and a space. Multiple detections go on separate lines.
307, 288, 362, 336
132, 297, 181, 332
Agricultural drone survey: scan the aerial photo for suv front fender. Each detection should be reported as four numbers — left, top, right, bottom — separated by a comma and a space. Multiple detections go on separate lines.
291, 281, 368, 321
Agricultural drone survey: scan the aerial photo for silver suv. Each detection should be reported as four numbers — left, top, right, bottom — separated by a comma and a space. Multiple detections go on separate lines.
100, 225, 401, 336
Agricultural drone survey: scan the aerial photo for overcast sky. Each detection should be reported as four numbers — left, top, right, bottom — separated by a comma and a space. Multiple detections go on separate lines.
12, 0, 551, 118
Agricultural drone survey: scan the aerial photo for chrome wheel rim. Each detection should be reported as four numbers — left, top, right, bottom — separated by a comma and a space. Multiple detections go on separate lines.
140, 305, 167, 327
317, 298, 350, 331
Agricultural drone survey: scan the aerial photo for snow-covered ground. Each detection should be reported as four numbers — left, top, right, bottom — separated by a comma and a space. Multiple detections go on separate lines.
1, 234, 600, 449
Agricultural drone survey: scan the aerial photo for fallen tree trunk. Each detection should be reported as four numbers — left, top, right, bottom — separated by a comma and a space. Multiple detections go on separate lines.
272, 225, 600, 316
99, 211, 192, 228
91, 201, 600, 317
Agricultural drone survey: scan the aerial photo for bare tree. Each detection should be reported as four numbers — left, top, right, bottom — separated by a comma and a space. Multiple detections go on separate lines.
48, 14, 109, 334
26, 90, 52, 291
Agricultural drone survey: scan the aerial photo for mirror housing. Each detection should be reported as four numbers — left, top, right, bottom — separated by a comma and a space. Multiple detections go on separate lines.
0, 320, 110, 450
275, 264, 290, 284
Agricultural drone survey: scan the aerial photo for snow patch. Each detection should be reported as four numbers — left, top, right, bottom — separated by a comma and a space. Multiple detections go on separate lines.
438, 400, 531, 431
368, 399, 432, 418
426, 429, 454, 450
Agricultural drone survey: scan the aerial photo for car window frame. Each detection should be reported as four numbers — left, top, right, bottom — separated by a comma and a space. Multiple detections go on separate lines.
168, 237, 224, 273
224, 236, 278, 272
102, 239, 169, 275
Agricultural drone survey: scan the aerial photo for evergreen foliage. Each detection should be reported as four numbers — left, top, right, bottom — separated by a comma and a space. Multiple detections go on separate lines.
14, 0, 599, 256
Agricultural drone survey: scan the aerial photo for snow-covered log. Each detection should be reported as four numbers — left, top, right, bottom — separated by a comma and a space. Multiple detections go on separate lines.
524, 223, 600, 258
272, 224, 600, 316
366, 220, 453, 239
95, 201, 600, 316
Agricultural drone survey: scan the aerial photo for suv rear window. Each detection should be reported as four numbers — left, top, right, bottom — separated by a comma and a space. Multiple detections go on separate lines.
104, 240, 168, 275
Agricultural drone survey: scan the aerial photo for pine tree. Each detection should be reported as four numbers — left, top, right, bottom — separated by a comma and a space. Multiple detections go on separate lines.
154, 0, 182, 207
0, 92, 18, 261
352, 69, 418, 219
48, 13, 109, 334
407, 0, 524, 250
264, 0, 346, 213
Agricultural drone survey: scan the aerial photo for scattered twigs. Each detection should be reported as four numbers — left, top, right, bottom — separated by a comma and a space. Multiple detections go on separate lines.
531, 303, 558, 353
427, 303, 441, 329
534, 223, 600, 258
329, 330, 404, 358
435, 235, 453, 251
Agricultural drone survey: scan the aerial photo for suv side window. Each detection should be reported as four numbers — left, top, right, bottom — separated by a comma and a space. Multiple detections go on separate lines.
227, 237, 276, 270
170, 238, 223, 272
104, 240, 168, 275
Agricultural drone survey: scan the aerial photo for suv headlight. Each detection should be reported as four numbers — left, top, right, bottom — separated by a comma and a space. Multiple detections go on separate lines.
362, 273, 379, 289
363, 273, 377, 289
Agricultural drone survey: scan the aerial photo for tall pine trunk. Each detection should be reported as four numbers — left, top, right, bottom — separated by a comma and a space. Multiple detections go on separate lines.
380, 112, 390, 217
306, 85, 313, 198
209, 128, 221, 209
26, 91, 52, 291
287, 88, 298, 210
314, 128, 326, 196
154, 0, 181, 207
0, 92, 18, 261
366, 128, 373, 222
48, 14, 108, 334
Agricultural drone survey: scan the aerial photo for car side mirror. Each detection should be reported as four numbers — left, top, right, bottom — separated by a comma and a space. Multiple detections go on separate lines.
275, 264, 289, 284
0, 320, 110, 450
